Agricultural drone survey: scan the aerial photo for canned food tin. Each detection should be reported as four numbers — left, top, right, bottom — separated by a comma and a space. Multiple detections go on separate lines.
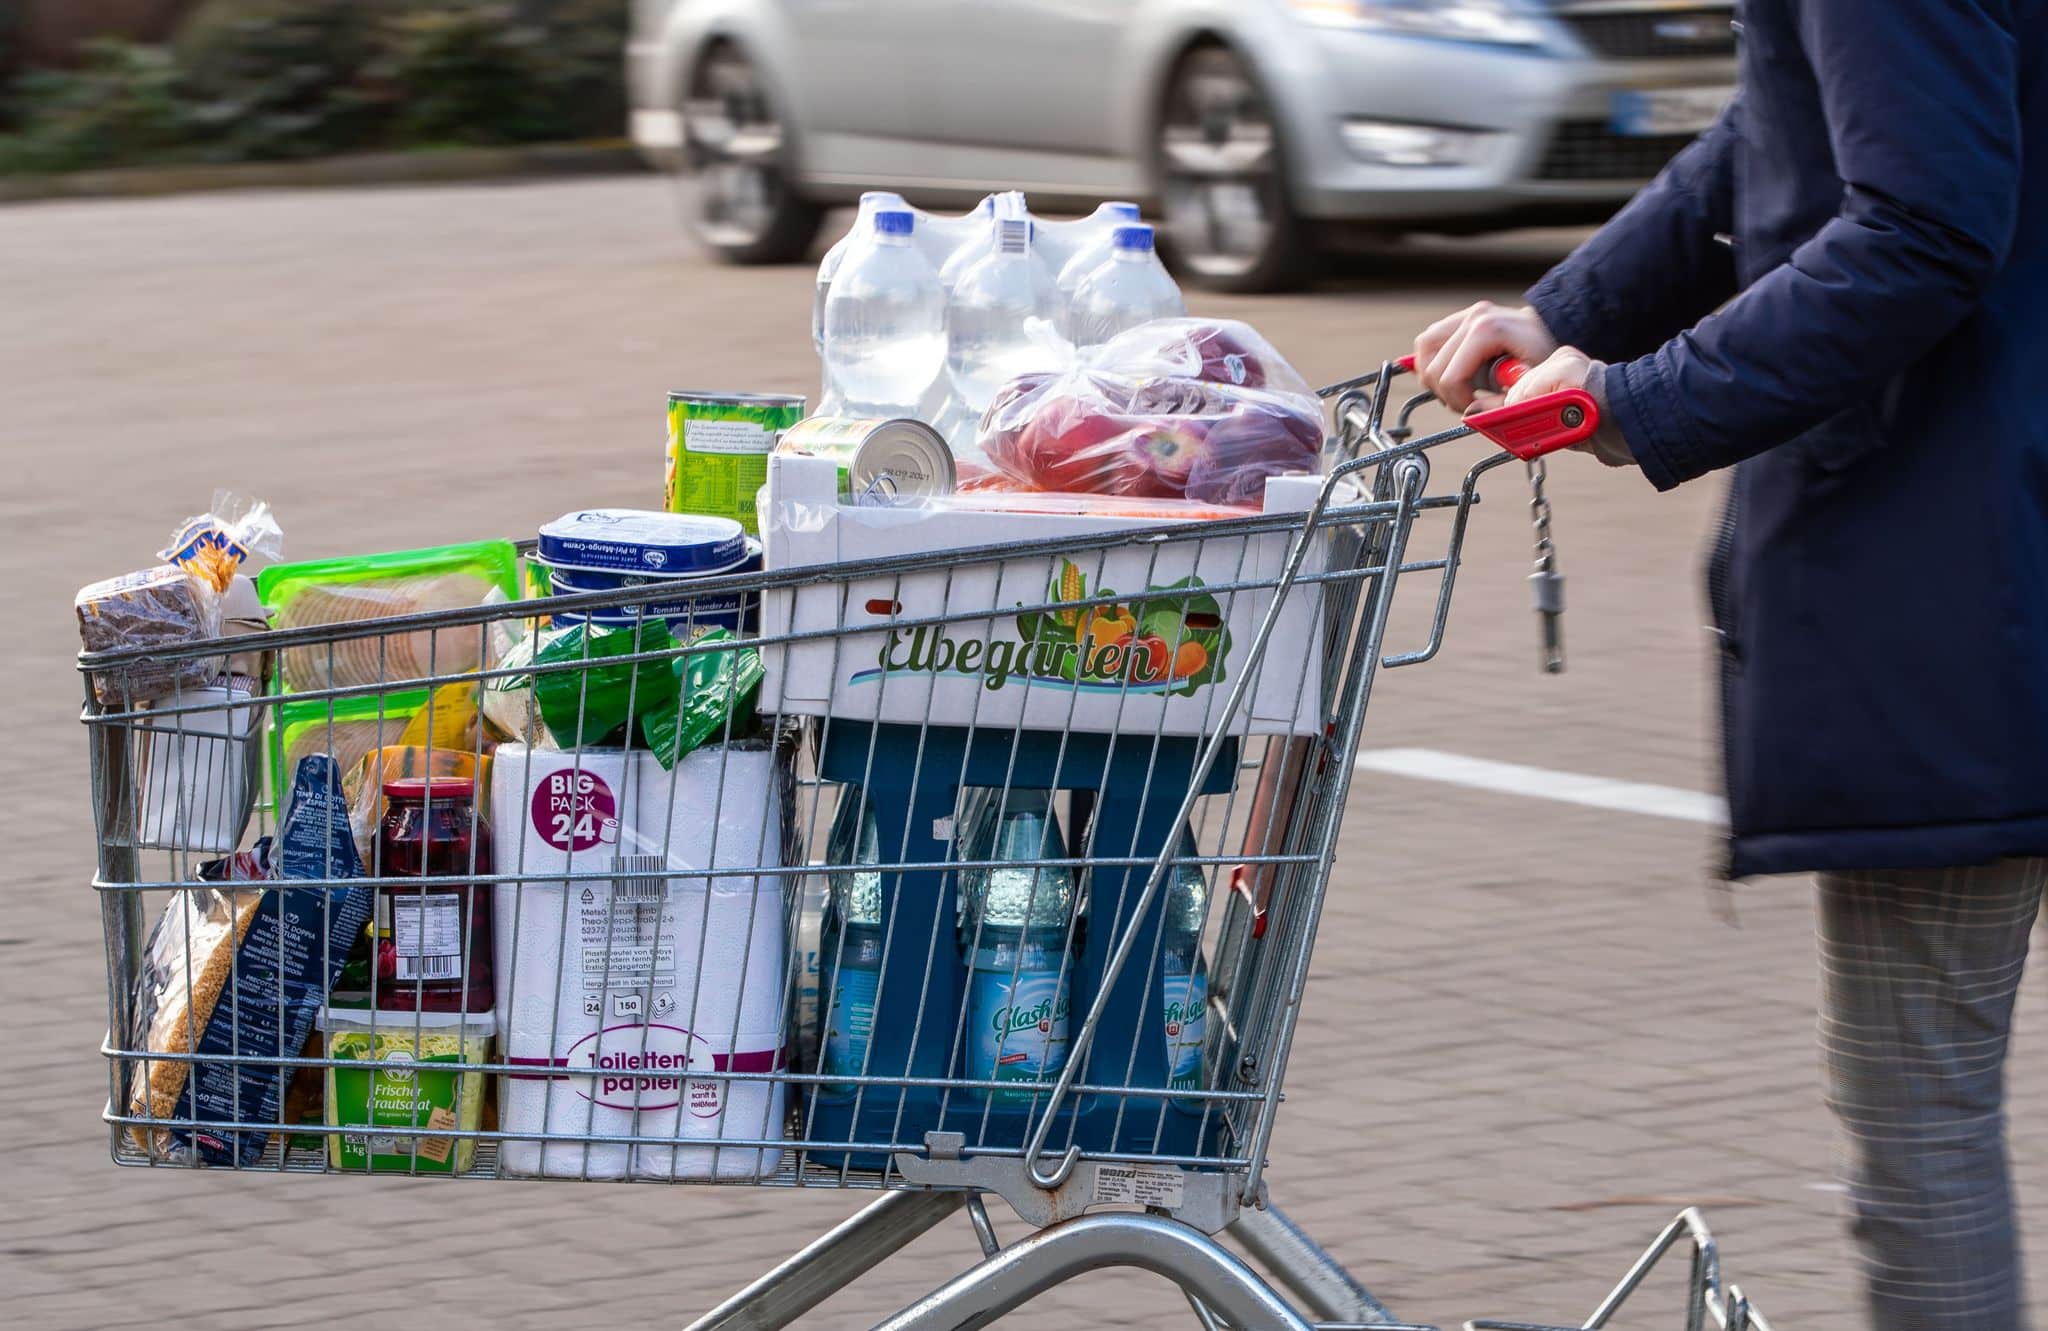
666, 391, 807, 535
536, 509, 747, 576
775, 416, 957, 500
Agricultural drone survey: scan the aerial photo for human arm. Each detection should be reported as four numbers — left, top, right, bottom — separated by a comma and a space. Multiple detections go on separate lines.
1606, 0, 2022, 490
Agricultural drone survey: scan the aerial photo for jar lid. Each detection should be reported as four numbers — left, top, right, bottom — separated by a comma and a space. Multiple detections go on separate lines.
536, 508, 748, 575
382, 775, 477, 800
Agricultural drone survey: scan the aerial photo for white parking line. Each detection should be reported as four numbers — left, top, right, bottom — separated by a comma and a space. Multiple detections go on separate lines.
1354, 747, 1727, 825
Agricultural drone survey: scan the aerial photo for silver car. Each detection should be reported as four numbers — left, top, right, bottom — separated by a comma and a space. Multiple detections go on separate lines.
627, 1, 1735, 292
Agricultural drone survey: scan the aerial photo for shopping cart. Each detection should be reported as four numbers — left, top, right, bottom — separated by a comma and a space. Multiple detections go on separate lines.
80, 356, 1772, 1331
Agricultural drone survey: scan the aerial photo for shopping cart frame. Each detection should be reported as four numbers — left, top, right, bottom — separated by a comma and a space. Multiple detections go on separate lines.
78, 357, 1773, 1330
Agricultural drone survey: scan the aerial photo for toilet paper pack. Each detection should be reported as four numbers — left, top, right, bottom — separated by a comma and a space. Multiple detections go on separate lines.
490, 740, 791, 1179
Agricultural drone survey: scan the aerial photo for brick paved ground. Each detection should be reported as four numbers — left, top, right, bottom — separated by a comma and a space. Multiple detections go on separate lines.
5, 177, 2042, 1328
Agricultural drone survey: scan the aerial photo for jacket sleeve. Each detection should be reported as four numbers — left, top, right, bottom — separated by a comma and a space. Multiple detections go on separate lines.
1611, 0, 2023, 492
1524, 98, 1740, 365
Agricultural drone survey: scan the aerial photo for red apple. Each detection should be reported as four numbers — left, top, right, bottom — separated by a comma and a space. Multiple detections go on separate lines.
1184, 403, 1325, 506
1126, 376, 1237, 417
1129, 415, 1216, 489
1183, 321, 1271, 389
1017, 395, 1148, 494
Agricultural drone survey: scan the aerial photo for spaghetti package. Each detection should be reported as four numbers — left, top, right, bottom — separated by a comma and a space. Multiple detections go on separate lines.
977, 319, 1325, 506
126, 756, 374, 1165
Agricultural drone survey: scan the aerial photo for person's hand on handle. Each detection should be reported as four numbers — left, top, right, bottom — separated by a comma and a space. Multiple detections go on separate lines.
1504, 347, 1635, 468
1413, 301, 1559, 412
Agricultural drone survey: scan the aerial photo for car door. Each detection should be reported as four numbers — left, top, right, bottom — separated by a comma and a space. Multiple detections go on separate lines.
775, 0, 916, 178
916, 0, 1141, 160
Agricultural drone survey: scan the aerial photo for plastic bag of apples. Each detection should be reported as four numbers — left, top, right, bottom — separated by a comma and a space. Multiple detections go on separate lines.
975, 318, 1325, 506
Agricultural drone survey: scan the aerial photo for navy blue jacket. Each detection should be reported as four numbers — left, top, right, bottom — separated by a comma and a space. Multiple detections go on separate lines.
1527, 0, 2048, 878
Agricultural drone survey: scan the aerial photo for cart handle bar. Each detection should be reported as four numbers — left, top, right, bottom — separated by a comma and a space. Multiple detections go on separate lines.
1380, 353, 1599, 461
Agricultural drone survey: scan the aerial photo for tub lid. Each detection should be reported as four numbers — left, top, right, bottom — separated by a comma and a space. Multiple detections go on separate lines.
537, 509, 748, 575
320, 1005, 496, 1033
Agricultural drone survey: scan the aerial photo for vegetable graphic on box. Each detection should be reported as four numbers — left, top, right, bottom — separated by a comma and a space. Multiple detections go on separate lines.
1014, 559, 1229, 697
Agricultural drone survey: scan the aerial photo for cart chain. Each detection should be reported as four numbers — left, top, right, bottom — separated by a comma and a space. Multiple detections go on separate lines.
1527, 459, 1565, 673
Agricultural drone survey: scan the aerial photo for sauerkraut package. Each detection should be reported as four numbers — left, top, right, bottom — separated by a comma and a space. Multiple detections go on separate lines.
976, 319, 1325, 506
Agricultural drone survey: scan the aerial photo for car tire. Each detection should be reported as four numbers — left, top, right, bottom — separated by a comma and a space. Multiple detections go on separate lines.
1153, 44, 1310, 294
682, 42, 823, 265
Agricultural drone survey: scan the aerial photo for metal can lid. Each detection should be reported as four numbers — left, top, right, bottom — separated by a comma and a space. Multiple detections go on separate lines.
382, 775, 477, 801
536, 508, 748, 575
850, 420, 957, 498
666, 390, 807, 410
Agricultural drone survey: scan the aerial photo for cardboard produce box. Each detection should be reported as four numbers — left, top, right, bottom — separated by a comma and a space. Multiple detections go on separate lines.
757, 452, 1327, 737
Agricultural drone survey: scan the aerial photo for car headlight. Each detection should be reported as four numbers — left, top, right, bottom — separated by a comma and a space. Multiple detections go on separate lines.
1289, 0, 1549, 47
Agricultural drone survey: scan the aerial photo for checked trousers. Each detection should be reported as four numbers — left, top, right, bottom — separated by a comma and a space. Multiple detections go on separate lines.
1818, 859, 2048, 1329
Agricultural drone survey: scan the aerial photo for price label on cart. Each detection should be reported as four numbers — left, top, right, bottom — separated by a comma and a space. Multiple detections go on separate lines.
1093, 1163, 1187, 1210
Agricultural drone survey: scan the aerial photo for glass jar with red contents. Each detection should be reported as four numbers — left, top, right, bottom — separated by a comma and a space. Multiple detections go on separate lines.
375, 776, 494, 1014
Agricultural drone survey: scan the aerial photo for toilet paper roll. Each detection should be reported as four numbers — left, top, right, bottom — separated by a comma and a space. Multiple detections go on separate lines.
490, 742, 789, 1180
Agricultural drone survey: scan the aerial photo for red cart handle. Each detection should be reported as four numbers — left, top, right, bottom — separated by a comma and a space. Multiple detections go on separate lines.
1391, 353, 1596, 459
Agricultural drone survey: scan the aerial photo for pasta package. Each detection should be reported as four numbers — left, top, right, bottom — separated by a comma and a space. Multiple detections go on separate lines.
258, 540, 521, 693
161, 493, 284, 597
127, 756, 375, 1165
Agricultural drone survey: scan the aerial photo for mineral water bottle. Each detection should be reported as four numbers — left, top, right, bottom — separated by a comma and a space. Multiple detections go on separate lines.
1054, 201, 1143, 331
1068, 223, 1186, 350
814, 191, 908, 358
922, 194, 998, 277
940, 190, 1026, 293
1160, 830, 1210, 1112
823, 208, 946, 416
958, 789, 1074, 1103
931, 389, 985, 464
946, 218, 1059, 418
820, 788, 885, 1093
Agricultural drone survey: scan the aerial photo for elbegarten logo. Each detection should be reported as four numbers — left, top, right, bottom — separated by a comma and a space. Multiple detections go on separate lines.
858, 559, 1231, 697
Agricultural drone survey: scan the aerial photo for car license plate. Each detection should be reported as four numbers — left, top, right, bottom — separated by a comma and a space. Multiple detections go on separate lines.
1611, 87, 1733, 137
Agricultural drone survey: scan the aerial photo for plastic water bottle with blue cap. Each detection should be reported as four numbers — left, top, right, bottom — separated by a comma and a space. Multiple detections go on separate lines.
1068, 223, 1186, 351
1053, 201, 1144, 322
821, 207, 946, 417
946, 218, 1062, 426
813, 190, 908, 363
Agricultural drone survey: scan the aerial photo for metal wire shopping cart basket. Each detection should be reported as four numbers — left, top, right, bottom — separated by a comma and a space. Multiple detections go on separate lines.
80, 358, 1771, 1331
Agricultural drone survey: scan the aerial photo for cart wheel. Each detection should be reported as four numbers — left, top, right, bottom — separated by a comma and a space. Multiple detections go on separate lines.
1153, 44, 1309, 294
682, 42, 823, 264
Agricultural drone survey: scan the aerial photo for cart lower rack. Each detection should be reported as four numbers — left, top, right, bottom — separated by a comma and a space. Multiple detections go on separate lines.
80, 358, 1770, 1329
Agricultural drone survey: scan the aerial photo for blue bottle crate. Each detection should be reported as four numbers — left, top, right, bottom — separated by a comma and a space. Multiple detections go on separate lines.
804, 721, 1237, 1171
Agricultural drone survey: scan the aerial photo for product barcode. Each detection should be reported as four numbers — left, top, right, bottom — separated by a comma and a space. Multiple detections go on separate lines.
613, 854, 667, 903
396, 954, 461, 980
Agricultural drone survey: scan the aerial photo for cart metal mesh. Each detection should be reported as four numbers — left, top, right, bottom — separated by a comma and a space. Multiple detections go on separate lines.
79, 360, 1771, 1330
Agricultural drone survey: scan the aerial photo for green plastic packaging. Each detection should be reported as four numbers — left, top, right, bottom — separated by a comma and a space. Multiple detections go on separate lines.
269, 689, 430, 817
532, 620, 681, 748
645, 631, 764, 769
257, 539, 522, 695
531, 623, 762, 767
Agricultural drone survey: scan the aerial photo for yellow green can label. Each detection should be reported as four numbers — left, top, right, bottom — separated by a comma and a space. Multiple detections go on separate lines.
665, 392, 806, 536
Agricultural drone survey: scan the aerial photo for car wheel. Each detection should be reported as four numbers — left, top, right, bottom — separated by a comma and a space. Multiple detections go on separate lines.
1154, 45, 1308, 293
682, 43, 823, 264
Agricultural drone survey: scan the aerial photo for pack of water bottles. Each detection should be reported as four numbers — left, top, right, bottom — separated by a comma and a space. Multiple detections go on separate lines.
816, 785, 1210, 1120
813, 191, 1186, 465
